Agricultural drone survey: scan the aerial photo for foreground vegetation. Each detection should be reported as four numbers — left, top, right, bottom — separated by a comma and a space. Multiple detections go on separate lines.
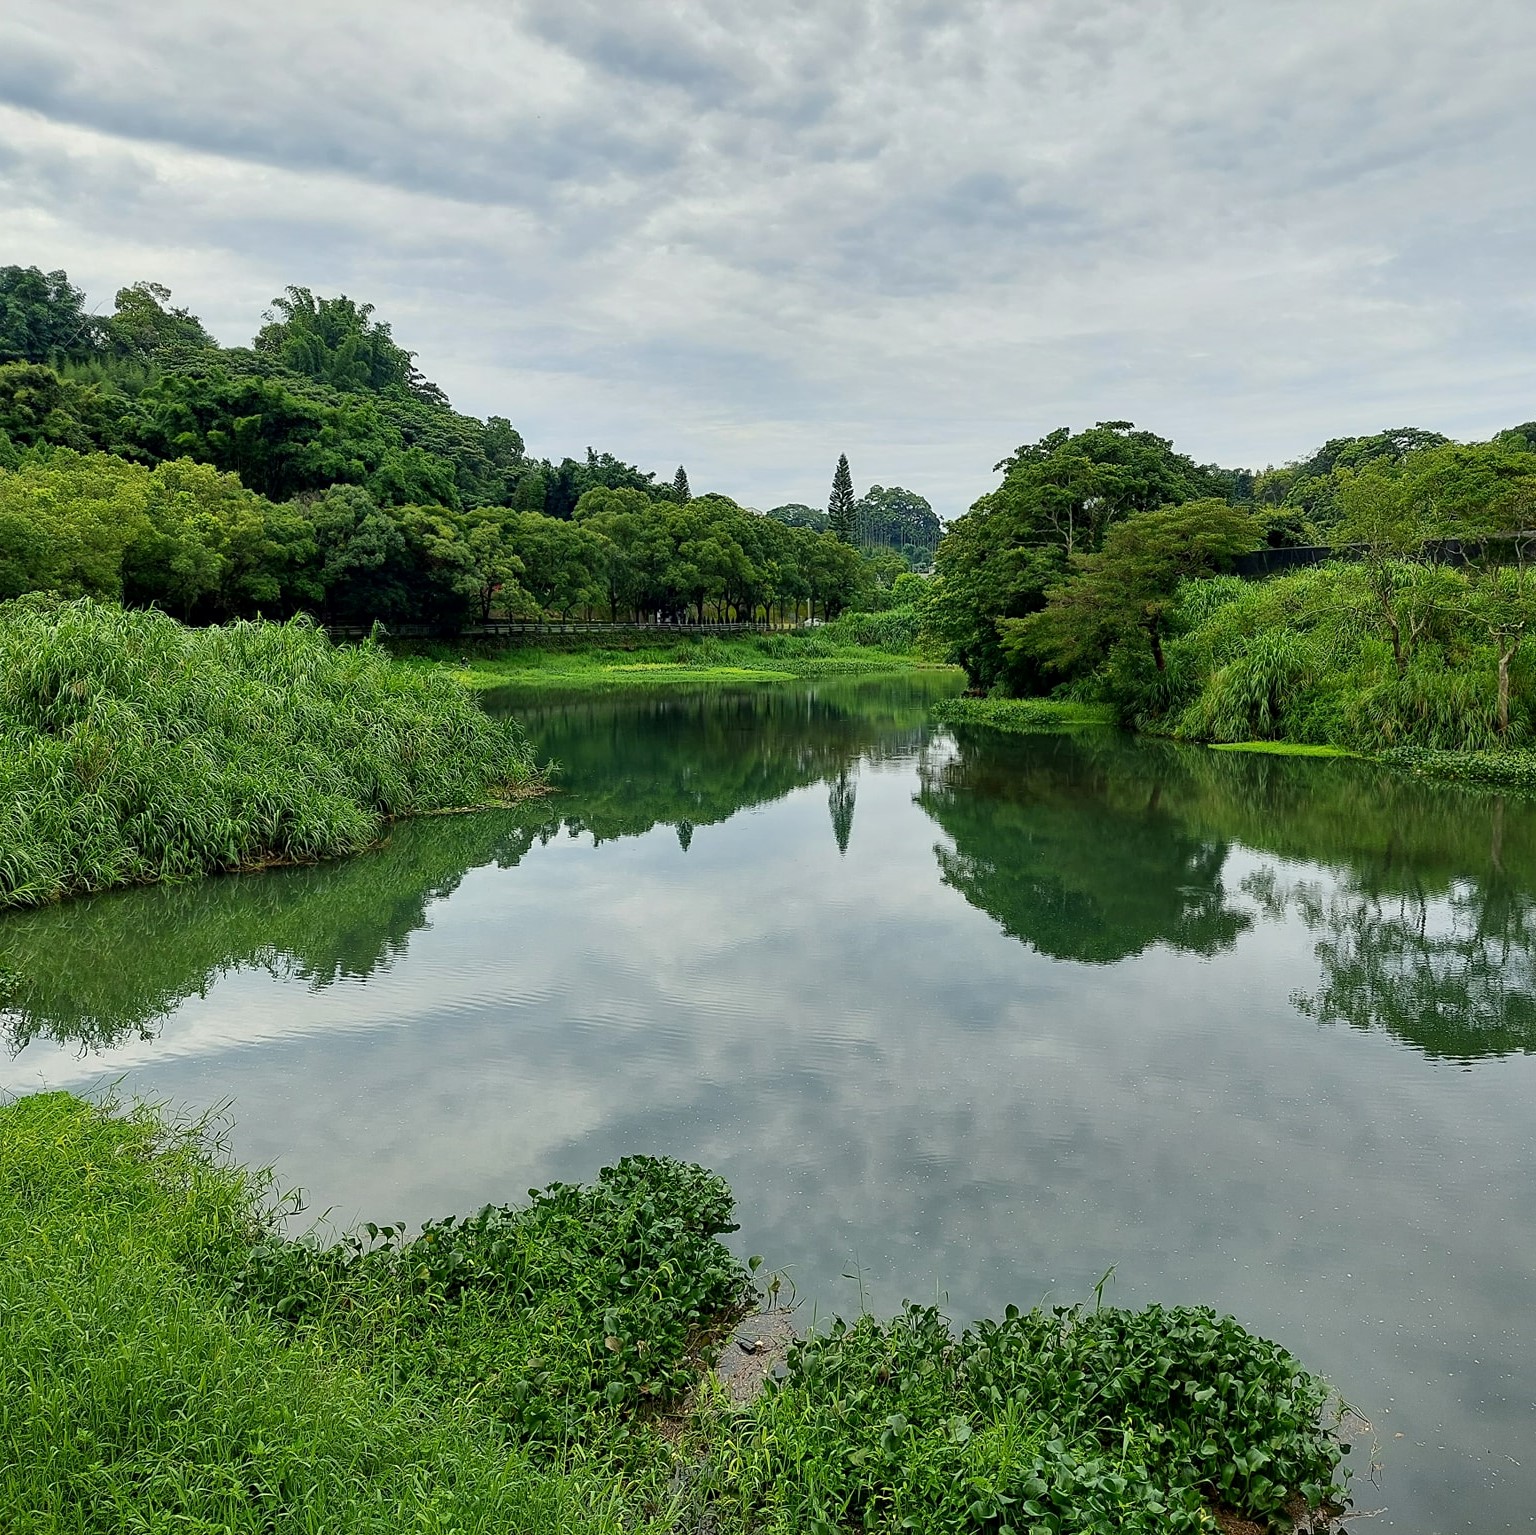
0, 598, 540, 910
0, 1093, 1349, 1533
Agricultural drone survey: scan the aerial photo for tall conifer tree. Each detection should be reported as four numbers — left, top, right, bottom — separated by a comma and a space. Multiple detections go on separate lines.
672, 464, 691, 502
828, 453, 856, 543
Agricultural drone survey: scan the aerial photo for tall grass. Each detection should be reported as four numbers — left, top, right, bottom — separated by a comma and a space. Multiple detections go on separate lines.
0, 597, 541, 909
0, 1092, 657, 1534
1110, 562, 1533, 755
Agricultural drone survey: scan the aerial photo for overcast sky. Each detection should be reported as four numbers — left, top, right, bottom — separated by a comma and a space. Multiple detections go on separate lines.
3, 1, 1533, 516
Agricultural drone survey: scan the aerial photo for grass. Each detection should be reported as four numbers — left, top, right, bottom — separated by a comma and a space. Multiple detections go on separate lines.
0, 597, 543, 910
1208, 742, 1360, 759
931, 697, 1117, 734
0, 1091, 717, 1534
400, 629, 956, 694
1, 1092, 1350, 1535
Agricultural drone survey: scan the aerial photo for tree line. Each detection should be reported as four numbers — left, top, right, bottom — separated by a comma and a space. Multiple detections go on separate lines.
927, 418, 1536, 751
0, 265, 933, 627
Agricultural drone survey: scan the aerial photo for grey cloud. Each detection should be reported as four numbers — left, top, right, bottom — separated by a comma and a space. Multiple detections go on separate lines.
2, 0, 1535, 511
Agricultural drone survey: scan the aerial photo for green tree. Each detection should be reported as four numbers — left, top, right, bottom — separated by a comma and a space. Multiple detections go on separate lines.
103, 282, 213, 361
1468, 566, 1536, 738
671, 465, 691, 502
253, 288, 424, 396
852, 484, 941, 562
828, 454, 856, 544
765, 502, 828, 533
0, 267, 99, 364
0, 452, 151, 600
1005, 499, 1260, 677
0, 363, 122, 459
930, 422, 1224, 691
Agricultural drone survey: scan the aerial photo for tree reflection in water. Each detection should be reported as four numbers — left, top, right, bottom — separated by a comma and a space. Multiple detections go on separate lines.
920, 722, 1536, 1060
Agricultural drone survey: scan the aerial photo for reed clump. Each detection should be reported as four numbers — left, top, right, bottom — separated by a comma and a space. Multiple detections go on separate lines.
0, 596, 542, 909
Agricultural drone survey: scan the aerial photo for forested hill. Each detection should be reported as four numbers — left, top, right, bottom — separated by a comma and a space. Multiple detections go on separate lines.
0, 264, 936, 627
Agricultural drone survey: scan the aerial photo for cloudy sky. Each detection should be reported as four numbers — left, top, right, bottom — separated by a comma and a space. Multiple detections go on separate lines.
3, 1, 1533, 516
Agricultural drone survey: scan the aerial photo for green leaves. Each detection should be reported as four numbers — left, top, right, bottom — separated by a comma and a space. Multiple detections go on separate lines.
728, 1301, 1347, 1535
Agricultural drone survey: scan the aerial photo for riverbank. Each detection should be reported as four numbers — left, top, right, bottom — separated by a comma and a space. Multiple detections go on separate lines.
1, 1091, 1350, 1534
399, 626, 958, 693
0, 599, 543, 912
935, 696, 1536, 791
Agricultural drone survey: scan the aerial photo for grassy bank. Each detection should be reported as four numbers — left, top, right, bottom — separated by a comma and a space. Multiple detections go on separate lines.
402, 622, 954, 694
932, 697, 1116, 734
0, 598, 542, 911
1, 1093, 1350, 1534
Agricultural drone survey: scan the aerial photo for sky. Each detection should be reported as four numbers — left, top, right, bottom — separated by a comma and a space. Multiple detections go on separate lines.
2, 0, 1533, 519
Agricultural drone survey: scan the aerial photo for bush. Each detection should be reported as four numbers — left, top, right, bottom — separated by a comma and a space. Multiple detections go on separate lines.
823, 605, 922, 652
1137, 564, 1536, 754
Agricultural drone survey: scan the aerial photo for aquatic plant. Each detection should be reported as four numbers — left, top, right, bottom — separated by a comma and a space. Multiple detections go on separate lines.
231, 1154, 752, 1455
0, 596, 541, 909
717, 1302, 1347, 1534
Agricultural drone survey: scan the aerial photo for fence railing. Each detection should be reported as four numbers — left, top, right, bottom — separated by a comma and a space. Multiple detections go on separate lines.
323, 618, 801, 641
1233, 531, 1536, 580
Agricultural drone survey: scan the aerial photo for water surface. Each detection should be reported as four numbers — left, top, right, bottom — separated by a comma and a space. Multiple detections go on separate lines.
5, 673, 1535, 1532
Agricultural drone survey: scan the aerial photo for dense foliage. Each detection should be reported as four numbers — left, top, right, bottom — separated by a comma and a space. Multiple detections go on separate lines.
1113, 563, 1536, 754
1, 1093, 1347, 1533
926, 423, 1231, 691
718, 1302, 1344, 1534
0, 263, 925, 629
926, 417, 1536, 757
0, 597, 539, 909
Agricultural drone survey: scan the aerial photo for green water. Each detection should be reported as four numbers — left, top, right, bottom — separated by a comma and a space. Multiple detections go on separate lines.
4, 672, 1535, 1530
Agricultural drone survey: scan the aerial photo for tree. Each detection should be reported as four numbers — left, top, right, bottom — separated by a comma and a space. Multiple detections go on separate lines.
0, 363, 122, 458
672, 465, 691, 502
1004, 499, 1260, 676
0, 267, 99, 364
765, 503, 828, 533
1468, 567, 1536, 739
103, 282, 213, 360
828, 453, 855, 543
852, 484, 941, 563
930, 422, 1224, 690
253, 288, 425, 397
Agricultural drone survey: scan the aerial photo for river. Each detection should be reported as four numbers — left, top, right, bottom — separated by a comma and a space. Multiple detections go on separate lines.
4, 672, 1534, 1531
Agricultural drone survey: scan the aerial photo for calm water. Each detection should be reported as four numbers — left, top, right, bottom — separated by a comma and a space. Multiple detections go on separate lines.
5, 674, 1536, 1532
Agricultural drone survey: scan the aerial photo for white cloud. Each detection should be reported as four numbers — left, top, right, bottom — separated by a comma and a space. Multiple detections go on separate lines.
2, 0, 1533, 514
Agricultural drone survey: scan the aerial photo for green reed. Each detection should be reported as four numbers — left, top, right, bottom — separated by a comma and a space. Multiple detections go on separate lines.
0, 597, 542, 909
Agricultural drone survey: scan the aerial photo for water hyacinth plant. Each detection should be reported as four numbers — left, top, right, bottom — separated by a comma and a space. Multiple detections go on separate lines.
0, 596, 541, 909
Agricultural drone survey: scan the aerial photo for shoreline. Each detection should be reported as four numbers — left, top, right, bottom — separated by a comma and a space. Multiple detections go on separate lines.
933, 695, 1536, 792
2, 1092, 1353, 1535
